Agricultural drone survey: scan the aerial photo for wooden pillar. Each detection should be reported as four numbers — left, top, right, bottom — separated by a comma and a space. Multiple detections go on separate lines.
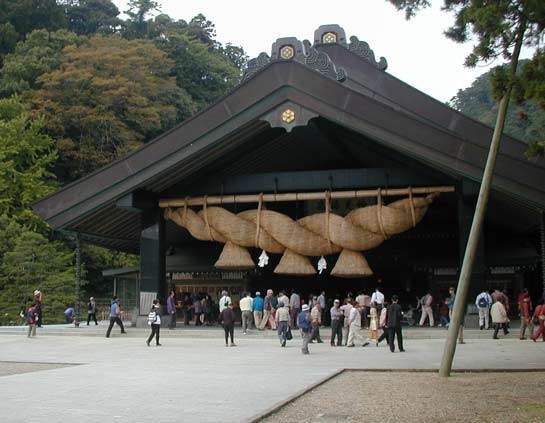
139, 209, 166, 305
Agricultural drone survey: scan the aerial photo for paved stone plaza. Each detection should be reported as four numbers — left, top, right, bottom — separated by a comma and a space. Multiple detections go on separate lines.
0, 326, 544, 423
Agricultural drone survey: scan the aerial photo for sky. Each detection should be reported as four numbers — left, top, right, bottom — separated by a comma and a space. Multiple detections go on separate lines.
112, 0, 531, 103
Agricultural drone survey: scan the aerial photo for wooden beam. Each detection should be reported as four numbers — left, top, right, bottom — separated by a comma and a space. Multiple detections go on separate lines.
159, 186, 455, 208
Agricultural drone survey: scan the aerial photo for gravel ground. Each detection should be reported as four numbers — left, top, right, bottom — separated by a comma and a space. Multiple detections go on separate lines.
260, 371, 545, 423
0, 361, 74, 377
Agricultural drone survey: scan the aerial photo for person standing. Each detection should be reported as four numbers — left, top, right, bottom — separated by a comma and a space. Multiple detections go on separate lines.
87, 297, 98, 326
475, 290, 492, 330
387, 295, 404, 352
330, 299, 343, 346
371, 287, 385, 315
239, 292, 253, 335
377, 302, 388, 344
260, 289, 276, 330
253, 291, 264, 330
219, 302, 236, 347
146, 300, 162, 346
317, 291, 326, 326
368, 302, 379, 346
105, 296, 126, 337
518, 288, 533, 340
276, 303, 290, 347
193, 296, 203, 326
27, 304, 37, 338
298, 304, 312, 354
445, 287, 456, 321
309, 302, 323, 343
167, 290, 177, 330
419, 291, 434, 327
340, 299, 353, 345
531, 300, 545, 342
491, 299, 509, 339
33, 290, 43, 327
219, 290, 231, 314
347, 303, 366, 347
289, 290, 300, 328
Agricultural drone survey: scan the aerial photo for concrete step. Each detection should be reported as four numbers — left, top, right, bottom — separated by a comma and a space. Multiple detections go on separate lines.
0, 324, 525, 340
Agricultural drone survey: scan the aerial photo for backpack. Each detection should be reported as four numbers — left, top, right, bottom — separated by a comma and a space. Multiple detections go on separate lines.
298, 312, 311, 332
478, 296, 488, 308
147, 310, 157, 325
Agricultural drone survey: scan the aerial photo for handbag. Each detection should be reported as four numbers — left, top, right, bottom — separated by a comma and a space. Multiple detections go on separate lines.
286, 327, 293, 340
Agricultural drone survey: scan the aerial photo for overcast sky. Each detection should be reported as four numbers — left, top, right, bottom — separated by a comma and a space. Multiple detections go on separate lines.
112, 0, 532, 103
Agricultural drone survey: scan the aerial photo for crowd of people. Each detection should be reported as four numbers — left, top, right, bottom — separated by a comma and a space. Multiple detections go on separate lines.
21, 285, 545, 349
415, 286, 545, 342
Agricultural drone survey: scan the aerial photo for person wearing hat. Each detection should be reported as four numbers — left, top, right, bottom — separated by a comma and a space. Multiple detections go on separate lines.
87, 296, 98, 325
330, 299, 343, 346
298, 304, 312, 354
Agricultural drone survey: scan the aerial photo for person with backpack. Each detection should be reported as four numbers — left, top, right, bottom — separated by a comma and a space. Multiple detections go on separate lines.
298, 304, 312, 354
475, 290, 492, 330
27, 304, 37, 338
146, 300, 162, 346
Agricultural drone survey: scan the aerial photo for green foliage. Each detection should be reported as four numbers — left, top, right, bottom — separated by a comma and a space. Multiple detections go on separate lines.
64, 0, 121, 36
0, 229, 77, 325
0, 29, 84, 97
387, 0, 545, 157
0, 0, 67, 61
450, 64, 545, 157
0, 96, 57, 229
31, 34, 193, 181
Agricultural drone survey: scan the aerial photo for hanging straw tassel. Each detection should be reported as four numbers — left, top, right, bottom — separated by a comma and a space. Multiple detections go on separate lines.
331, 249, 373, 278
215, 242, 255, 269
274, 249, 315, 275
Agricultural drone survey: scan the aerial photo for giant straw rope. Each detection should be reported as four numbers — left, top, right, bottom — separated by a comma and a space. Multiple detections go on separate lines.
165, 190, 439, 277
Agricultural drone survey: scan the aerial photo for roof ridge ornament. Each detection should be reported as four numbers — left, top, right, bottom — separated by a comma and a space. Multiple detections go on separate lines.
302, 40, 346, 82
348, 36, 388, 71
241, 36, 346, 84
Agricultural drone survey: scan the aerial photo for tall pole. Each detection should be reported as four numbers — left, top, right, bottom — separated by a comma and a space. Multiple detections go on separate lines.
439, 22, 526, 377
75, 233, 81, 319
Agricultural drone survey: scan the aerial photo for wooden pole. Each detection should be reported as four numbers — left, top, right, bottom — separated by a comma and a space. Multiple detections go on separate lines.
159, 186, 454, 208
438, 21, 526, 378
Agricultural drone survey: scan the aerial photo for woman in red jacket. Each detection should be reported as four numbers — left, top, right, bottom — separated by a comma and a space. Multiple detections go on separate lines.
531, 300, 545, 342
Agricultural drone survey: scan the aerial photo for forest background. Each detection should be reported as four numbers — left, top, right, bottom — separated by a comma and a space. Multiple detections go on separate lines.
0, 0, 543, 324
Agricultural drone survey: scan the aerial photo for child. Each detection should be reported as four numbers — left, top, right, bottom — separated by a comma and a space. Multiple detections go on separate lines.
146, 300, 162, 346
368, 302, 379, 345
27, 304, 37, 337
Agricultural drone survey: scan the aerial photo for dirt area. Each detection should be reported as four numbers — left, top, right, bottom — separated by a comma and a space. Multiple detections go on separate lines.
0, 361, 75, 377
260, 371, 545, 423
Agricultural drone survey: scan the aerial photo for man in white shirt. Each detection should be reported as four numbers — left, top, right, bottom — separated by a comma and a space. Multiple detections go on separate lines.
371, 287, 385, 312
239, 292, 253, 334
475, 290, 493, 330
219, 290, 231, 313
419, 291, 434, 327
317, 291, 326, 326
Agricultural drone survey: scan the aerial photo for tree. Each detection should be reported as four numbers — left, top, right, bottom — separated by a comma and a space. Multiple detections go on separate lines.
0, 230, 77, 325
0, 0, 67, 61
31, 35, 193, 182
0, 29, 83, 97
123, 0, 161, 39
0, 96, 57, 230
450, 62, 545, 156
64, 0, 121, 36
386, 0, 545, 377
